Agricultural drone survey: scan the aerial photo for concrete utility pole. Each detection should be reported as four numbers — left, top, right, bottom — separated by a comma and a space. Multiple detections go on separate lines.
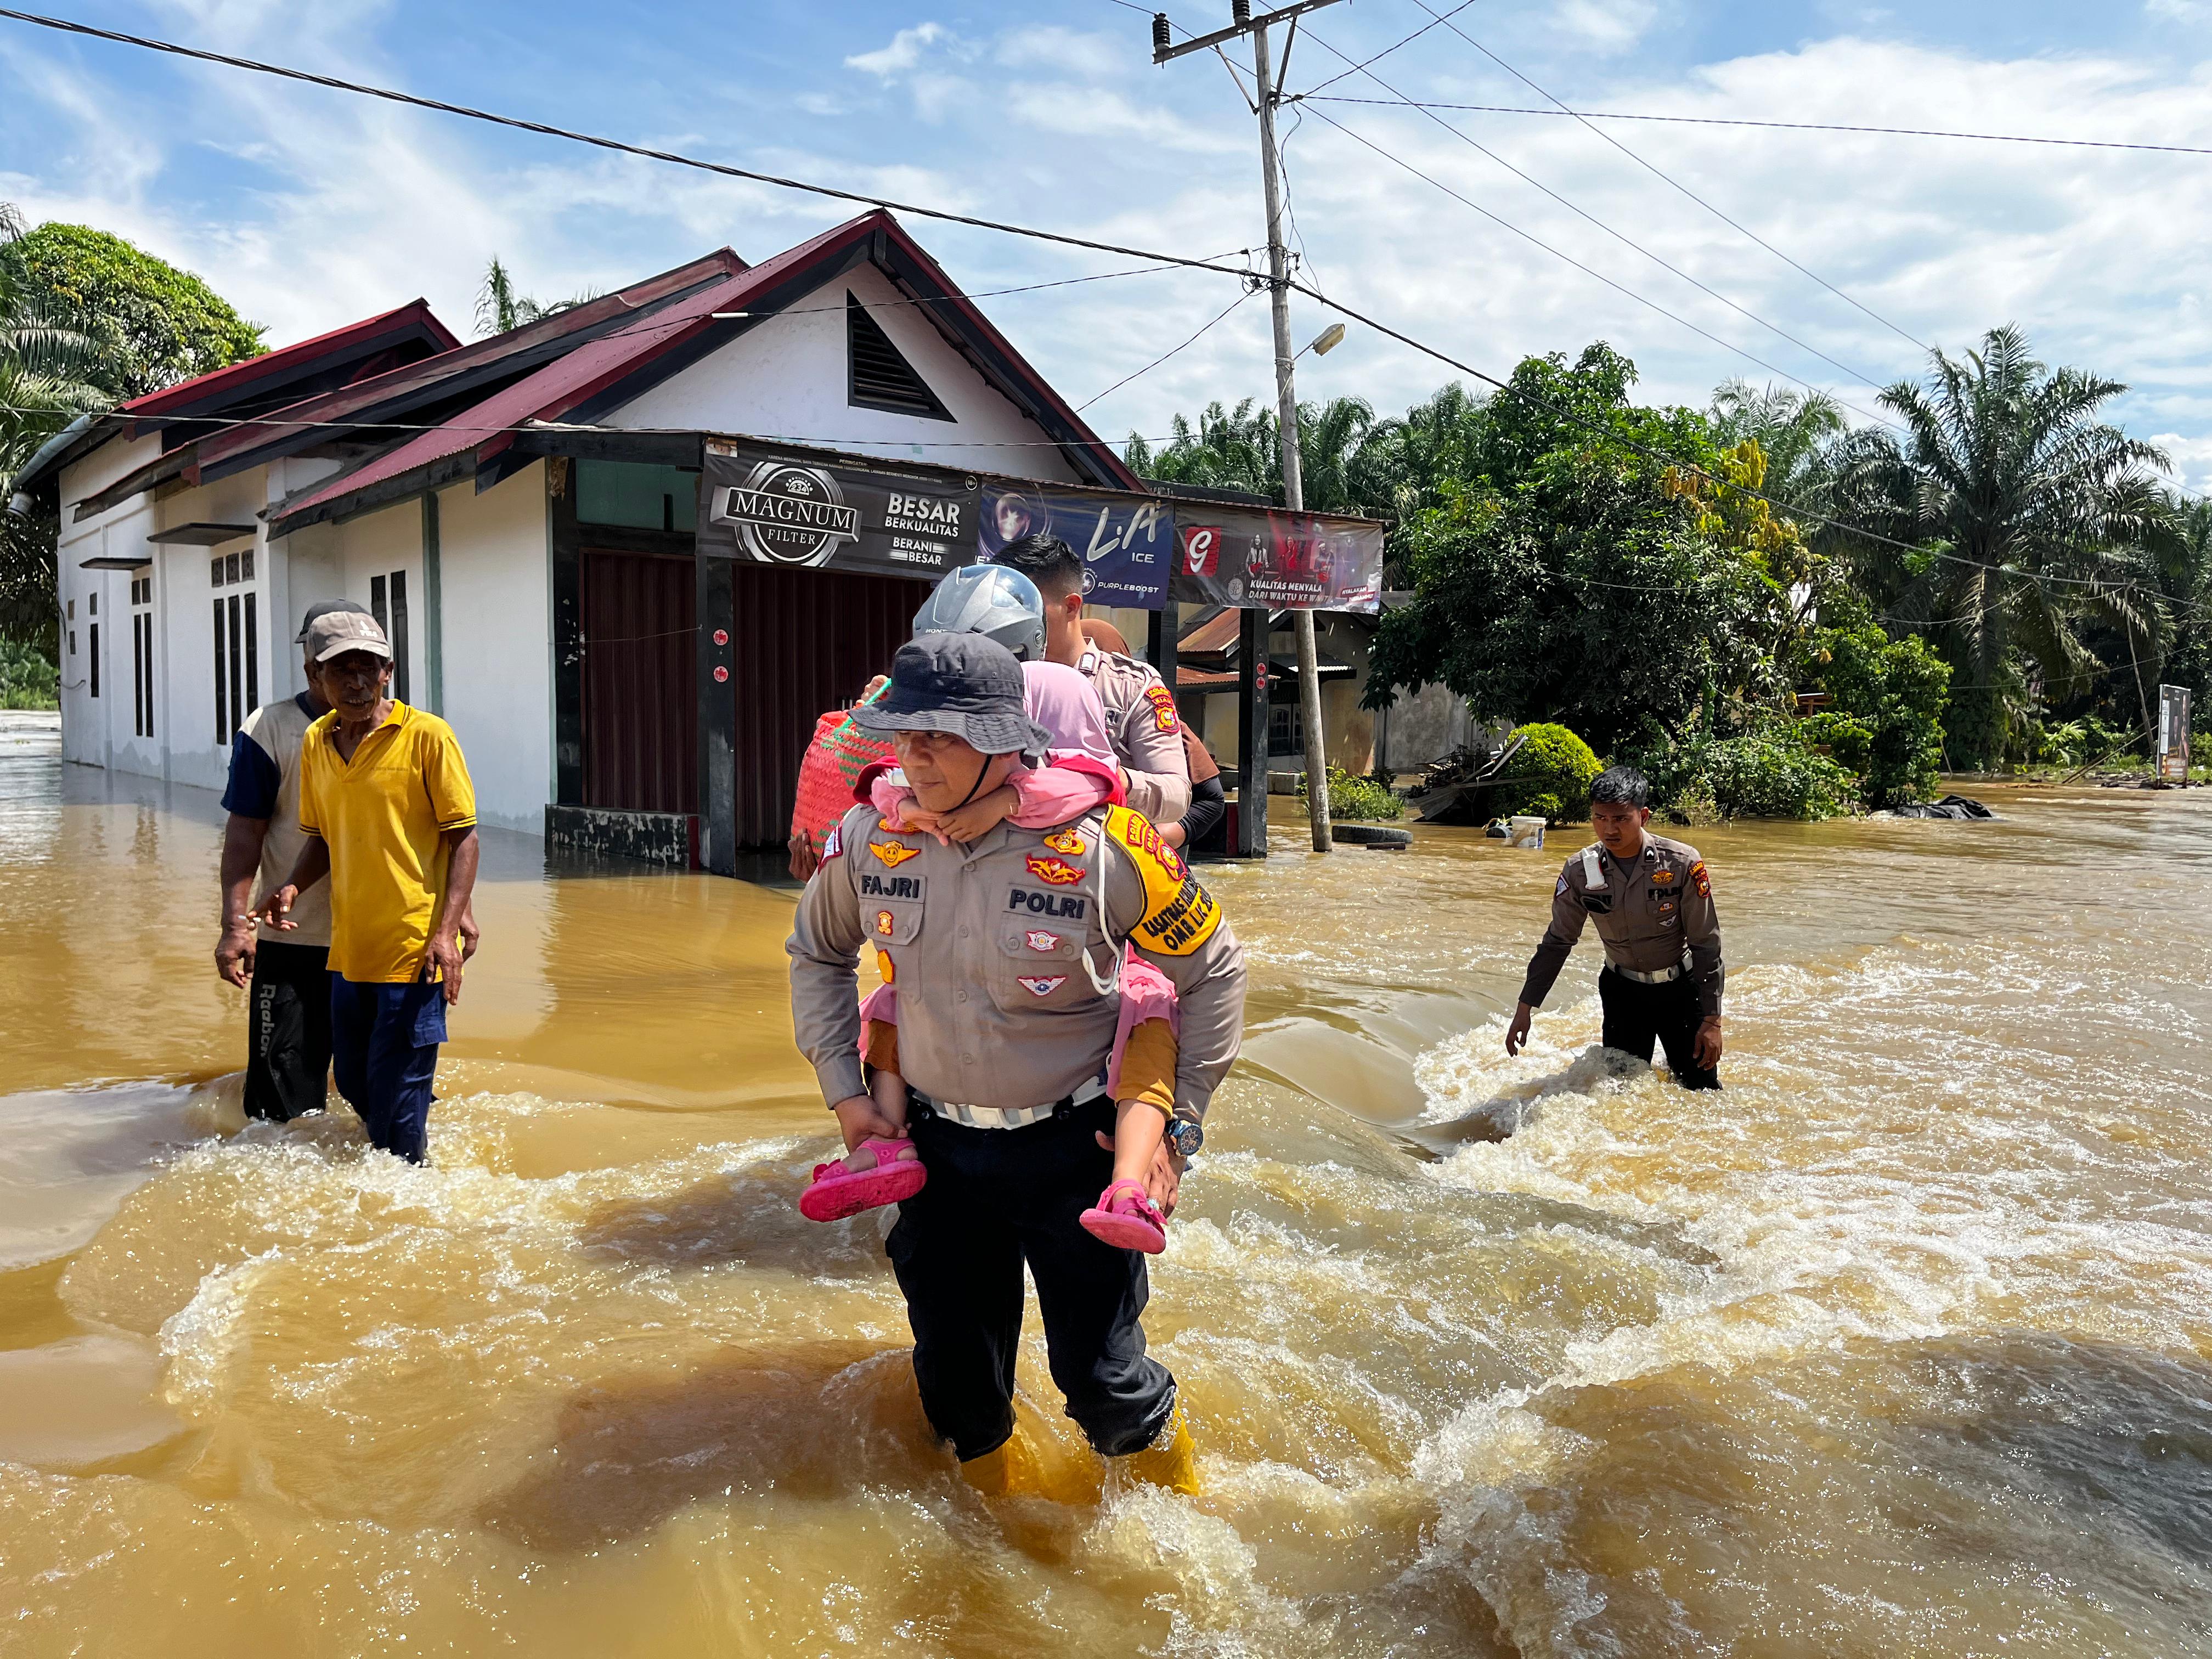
1156, 0, 1342, 853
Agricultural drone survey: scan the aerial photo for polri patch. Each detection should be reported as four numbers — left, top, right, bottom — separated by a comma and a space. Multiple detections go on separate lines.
1041, 827, 1086, 857
1690, 860, 1711, 898
861, 871, 925, 902
1017, 975, 1067, 998
1025, 854, 1085, 887
869, 839, 921, 867
1008, 887, 1089, 921
1106, 805, 1221, 956
1142, 683, 1180, 735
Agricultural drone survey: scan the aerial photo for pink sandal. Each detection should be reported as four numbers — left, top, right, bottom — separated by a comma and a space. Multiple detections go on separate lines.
1080, 1178, 1167, 1254
800, 1137, 926, 1222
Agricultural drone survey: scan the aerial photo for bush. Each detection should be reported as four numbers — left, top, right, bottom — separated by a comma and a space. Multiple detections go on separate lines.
1809, 622, 1949, 807
1701, 731, 1856, 819
0, 639, 58, 709
1325, 766, 1402, 821
1490, 723, 1601, 822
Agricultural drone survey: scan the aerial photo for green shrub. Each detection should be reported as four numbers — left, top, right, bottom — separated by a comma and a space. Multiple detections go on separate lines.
1809, 622, 1949, 806
1701, 731, 1856, 819
0, 639, 58, 710
1490, 723, 1601, 822
1325, 766, 1403, 821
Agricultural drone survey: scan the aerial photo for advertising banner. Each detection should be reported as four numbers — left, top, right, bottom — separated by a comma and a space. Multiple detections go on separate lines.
1170, 505, 1385, 613
2160, 683, 2192, 781
698, 439, 977, 579
978, 480, 1173, 610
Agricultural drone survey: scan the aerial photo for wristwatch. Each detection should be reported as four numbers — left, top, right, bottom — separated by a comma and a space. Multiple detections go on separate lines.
1166, 1117, 1203, 1159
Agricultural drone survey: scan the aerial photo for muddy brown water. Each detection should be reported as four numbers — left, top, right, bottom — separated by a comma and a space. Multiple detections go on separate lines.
5, 746, 2212, 1656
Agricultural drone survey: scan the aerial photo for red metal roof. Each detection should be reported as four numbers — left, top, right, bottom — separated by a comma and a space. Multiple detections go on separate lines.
272, 210, 1139, 533
117, 299, 460, 427
194, 250, 745, 478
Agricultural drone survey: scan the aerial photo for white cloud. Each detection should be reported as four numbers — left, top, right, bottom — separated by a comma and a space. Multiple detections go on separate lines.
995, 26, 1126, 80
2147, 0, 2212, 21
846, 22, 949, 78
1550, 0, 1661, 54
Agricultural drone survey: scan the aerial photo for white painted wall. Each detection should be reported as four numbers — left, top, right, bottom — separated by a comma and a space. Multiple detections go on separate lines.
431, 465, 551, 834
607, 262, 1085, 482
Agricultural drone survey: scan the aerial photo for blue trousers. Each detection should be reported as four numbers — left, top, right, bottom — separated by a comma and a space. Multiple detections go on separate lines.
329, 975, 447, 1163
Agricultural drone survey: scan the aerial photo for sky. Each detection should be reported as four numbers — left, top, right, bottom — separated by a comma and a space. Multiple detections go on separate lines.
5, 1, 2212, 485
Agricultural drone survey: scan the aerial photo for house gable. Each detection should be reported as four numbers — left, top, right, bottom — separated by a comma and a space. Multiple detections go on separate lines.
603, 261, 1084, 483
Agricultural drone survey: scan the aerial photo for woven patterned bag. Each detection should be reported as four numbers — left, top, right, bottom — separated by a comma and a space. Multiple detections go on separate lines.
791, 703, 895, 847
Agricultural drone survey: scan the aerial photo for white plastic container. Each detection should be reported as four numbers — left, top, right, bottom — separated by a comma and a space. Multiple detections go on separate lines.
1507, 815, 1547, 850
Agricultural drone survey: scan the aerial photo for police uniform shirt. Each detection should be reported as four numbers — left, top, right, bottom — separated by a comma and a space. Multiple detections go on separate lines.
1517, 833, 1725, 1018
1077, 646, 1192, 826
789, 802, 1244, 1118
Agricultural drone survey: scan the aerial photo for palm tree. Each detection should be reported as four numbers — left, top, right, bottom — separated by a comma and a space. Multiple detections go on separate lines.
473, 255, 594, 337
1839, 325, 2173, 767
1125, 393, 1393, 515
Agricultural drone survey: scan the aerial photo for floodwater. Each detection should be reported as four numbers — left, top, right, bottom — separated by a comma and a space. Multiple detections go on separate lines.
5, 735, 2212, 1657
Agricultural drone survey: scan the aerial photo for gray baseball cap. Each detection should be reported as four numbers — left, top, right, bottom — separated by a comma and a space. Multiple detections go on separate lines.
304, 607, 393, 663
295, 598, 375, 644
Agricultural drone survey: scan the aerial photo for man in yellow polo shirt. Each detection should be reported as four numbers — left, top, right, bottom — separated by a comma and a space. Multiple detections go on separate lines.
260, 608, 478, 1164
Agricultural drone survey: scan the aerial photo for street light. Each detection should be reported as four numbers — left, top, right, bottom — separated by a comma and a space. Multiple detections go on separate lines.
1305, 322, 1346, 357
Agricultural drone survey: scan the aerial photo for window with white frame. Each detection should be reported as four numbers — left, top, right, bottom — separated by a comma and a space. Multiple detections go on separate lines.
129, 571, 155, 738
211, 548, 257, 740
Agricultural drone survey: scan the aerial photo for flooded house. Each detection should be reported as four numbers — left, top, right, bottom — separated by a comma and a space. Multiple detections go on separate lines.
18, 210, 1172, 872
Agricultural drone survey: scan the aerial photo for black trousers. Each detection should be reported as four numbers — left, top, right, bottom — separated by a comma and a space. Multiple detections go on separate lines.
1598, 966, 1721, 1091
886, 1096, 1176, 1463
245, 939, 334, 1122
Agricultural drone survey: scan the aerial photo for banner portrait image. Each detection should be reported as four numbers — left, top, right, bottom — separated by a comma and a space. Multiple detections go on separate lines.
978, 480, 1173, 610
1170, 505, 1385, 612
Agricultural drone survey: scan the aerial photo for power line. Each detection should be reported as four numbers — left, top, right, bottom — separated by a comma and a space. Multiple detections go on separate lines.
1077, 289, 1257, 411
1294, 24, 1906, 414
1294, 0, 1481, 99
1296, 101, 1905, 432
1392, 0, 1928, 352
4, 2, 2179, 602
0, 7, 1257, 285
1302, 96, 2212, 162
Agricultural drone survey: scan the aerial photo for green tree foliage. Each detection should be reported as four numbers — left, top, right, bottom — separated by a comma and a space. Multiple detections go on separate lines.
1364, 345, 1786, 758
11, 222, 262, 400
1489, 722, 1601, 823
1124, 394, 1398, 515
0, 636, 58, 708
1807, 609, 1952, 806
1323, 765, 1402, 821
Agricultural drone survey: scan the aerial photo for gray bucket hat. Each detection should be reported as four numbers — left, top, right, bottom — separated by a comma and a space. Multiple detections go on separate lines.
850, 632, 1049, 760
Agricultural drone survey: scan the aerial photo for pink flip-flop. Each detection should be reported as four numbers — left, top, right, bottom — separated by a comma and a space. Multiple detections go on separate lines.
1080, 1178, 1167, 1254
799, 1137, 926, 1222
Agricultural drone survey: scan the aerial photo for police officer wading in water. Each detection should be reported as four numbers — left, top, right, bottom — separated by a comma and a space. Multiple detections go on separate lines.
1505, 765, 1725, 1089
788, 634, 1246, 1496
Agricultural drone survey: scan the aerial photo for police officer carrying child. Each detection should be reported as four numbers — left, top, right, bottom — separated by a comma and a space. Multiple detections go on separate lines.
1505, 764, 1725, 1088
788, 632, 1245, 1496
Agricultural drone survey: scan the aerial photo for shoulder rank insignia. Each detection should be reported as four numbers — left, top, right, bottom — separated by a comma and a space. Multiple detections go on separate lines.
1041, 827, 1087, 857
1105, 805, 1221, 956
869, 839, 921, 867
1025, 854, 1085, 886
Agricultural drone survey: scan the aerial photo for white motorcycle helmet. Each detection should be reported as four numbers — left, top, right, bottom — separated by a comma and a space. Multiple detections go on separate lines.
913, 562, 1047, 662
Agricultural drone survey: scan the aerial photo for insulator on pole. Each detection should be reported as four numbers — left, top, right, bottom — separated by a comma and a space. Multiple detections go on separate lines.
1232, 0, 1251, 26
1153, 12, 1172, 54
